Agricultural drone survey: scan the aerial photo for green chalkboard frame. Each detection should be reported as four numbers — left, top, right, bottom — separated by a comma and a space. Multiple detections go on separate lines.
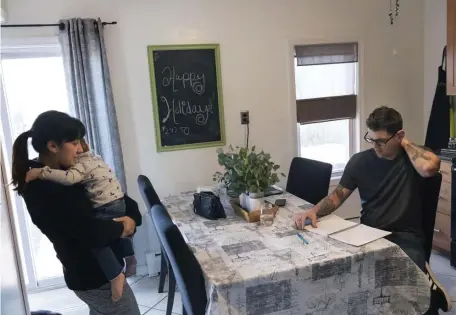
147, 44, 226, 152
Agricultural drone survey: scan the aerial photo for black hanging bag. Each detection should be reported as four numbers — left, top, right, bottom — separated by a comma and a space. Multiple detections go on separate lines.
425, 46, 451, 151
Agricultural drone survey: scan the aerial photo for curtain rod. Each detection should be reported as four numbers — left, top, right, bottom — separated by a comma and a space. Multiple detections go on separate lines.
1, 21, 117, 29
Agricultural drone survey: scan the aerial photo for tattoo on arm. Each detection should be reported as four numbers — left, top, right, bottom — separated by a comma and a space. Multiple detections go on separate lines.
420, 145, 433, 152
403, 142, 441, 177
317, 197, 336, 217
405, 143, 432, 162
317, 185, 352, 217
334, 184, 350, 203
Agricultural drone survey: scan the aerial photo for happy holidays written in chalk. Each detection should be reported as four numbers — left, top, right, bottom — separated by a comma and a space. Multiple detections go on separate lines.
161, 66, 213, 127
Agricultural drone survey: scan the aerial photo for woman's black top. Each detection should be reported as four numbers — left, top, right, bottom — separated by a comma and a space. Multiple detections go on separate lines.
22, 160, 142, 290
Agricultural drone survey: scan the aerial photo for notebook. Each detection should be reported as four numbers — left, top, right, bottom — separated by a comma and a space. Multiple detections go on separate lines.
304, 214, 391, 246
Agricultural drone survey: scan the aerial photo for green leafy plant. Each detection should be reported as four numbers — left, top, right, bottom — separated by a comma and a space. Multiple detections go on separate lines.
213, 145, 286, 195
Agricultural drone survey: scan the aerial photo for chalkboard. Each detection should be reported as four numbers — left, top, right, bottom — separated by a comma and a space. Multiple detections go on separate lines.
147, 44, 226, 152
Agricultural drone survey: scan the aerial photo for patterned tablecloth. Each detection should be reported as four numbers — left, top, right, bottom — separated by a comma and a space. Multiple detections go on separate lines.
163, 192, 430, 315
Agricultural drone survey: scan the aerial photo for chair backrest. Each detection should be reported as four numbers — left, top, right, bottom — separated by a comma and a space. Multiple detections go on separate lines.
421, 172, 442, 262
137, 175, 162, 213
286, 157, 333, 205
151, 205, 207, 315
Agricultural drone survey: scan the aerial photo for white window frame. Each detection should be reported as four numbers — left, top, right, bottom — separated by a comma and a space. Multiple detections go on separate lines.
289, 40, 361, 179
1, 36, 62, 58
0, 37, 67, 291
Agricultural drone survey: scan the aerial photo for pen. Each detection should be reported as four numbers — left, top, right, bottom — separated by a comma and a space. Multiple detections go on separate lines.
297, 233, 309, 245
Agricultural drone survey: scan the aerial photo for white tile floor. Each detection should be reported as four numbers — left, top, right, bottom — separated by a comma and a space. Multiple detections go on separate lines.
429, 251, 456, 314
28, 275, 181, 315
27, 251, 456, 314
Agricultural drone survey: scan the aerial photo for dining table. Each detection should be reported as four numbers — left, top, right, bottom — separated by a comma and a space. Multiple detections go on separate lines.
162, 190, 430, 315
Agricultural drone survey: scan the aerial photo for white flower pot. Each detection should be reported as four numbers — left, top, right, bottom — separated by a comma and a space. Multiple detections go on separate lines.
246, 192, 264, 212
239, 193, 248, 209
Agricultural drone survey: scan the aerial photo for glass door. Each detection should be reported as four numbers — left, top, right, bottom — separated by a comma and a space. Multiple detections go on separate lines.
0, 37, 72, 290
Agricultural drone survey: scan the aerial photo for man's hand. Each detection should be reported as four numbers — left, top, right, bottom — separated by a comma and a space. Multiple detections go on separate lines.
291, 185, 353, 229
292, 209, 318, 230
26, 168, 43, 183
113, 216, 136, 237
401, 136, 411, 148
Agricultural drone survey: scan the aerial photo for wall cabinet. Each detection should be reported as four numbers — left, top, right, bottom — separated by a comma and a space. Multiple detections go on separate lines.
433, 161, 452, 253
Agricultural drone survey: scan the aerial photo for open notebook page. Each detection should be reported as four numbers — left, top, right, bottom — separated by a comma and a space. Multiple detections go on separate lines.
304, 214, 358, 236
329, 224, 391, 246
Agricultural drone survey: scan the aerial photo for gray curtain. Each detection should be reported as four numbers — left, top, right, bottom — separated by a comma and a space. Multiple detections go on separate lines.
59, 18, 127, 192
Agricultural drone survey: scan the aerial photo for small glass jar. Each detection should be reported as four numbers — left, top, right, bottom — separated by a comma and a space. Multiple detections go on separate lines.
260, 203, 274, 227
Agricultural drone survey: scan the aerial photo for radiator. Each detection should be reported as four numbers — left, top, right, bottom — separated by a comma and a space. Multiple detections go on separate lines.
144, 212, 161, 276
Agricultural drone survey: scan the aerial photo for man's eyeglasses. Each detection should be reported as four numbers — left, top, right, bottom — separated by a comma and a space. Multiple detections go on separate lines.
364, 132, 396, 146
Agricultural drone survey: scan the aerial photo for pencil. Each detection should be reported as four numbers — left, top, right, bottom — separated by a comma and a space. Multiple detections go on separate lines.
297, 233, 309, 245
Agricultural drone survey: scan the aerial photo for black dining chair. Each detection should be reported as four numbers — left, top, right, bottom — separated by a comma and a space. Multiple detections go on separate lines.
137, 175, 169, 295
137, 174, 162, 210
421, 172, 442, 263
286, 157, 333, 205
151, 204, 208, 315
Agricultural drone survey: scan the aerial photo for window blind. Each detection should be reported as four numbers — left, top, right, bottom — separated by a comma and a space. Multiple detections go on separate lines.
295, 42, 358, 66
296, 95, 356, 124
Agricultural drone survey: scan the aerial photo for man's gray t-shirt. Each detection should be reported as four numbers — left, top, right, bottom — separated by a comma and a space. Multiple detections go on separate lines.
339, 148, 424, 238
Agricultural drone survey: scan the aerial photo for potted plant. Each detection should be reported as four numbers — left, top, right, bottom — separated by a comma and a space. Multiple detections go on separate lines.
213, 145, 285, 211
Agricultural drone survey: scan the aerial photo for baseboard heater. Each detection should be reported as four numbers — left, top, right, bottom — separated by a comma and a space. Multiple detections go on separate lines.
144, 212, 162, 276
145, 251, 161, 277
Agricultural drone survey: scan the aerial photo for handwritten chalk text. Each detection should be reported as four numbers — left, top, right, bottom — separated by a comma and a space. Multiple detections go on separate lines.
161, 66, 205, 95
161, 96, 213, 126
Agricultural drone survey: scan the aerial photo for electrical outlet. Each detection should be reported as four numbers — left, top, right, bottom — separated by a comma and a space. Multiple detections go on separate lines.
240, 110, 249, 125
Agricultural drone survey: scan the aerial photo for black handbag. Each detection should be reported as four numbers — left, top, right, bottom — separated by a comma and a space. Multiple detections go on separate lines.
193, 191, 226, 220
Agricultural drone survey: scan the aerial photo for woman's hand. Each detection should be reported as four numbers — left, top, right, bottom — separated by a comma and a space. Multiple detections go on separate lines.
25, 168, 43, 183
113, 216, 136, 237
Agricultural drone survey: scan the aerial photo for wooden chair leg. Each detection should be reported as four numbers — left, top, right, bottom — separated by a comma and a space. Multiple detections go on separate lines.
166, 269, 176, 315
158, 248, 167, 293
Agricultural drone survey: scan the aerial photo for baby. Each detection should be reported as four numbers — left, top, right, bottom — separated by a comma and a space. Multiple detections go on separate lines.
26, 139, 132, 302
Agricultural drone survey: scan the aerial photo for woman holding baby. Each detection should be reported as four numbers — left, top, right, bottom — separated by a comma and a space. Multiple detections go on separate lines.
11, 110, 141, 315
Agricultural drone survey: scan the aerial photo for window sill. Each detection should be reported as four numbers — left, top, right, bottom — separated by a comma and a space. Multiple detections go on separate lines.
330, 175, 342, 187
330, 169, 344, 186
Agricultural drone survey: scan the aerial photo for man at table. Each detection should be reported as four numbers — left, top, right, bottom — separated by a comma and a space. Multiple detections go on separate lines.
293, 106, 451, 314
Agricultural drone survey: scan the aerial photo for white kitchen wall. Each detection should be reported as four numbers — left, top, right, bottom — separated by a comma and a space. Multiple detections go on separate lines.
114, 0, 424, 198
424, 0, 447, 134
2, 0, 426, 267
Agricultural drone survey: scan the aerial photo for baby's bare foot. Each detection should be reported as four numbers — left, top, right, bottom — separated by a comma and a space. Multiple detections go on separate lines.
111, 272, 125, 302
125, 255, 137, 277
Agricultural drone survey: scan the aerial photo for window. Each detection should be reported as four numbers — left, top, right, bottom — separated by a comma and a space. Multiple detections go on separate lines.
299, 119, 351, 173
2, 57, 70, 159
294, 61, 357, 100
294, 42, 358, 175
1, 38, 71, 289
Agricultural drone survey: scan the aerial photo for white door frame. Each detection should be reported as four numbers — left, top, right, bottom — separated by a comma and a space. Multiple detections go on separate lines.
0, 69, 39, 290
1, 144, 30, 314
0, 39, 66, 290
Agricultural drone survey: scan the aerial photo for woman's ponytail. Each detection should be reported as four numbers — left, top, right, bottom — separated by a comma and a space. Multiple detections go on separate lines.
11, 130, 32, 195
